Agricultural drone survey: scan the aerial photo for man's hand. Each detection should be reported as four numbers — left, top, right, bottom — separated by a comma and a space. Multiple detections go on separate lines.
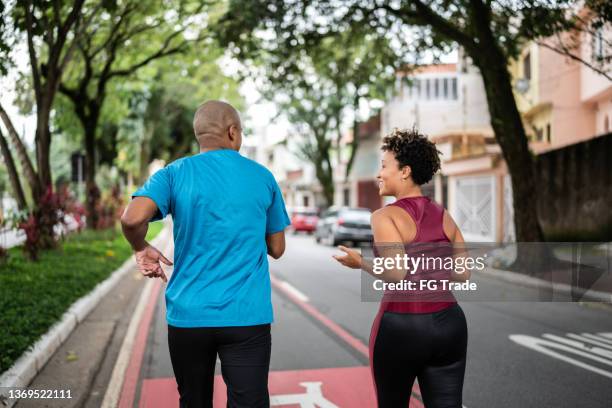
135, 243, 173, 282
332, 245, 362, 269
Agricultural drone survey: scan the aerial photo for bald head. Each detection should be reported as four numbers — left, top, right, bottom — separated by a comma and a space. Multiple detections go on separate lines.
193, 100, 242, 151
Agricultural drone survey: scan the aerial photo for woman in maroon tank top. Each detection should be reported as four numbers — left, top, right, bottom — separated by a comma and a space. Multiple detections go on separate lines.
333, 128, 469, 408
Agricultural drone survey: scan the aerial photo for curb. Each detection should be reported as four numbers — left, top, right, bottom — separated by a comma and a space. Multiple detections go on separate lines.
479, 265, 612, 303
0, 223, 171, 408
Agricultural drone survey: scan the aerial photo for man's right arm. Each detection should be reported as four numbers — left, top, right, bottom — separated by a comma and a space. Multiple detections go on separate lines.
266, 231, 285, 259
265, 175, 291, 259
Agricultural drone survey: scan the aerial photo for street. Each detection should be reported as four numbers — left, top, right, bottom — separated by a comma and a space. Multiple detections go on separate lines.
119, 233, 612, 408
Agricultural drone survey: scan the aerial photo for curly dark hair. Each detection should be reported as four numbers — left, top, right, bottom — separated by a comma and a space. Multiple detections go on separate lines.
381, 127, 442, 185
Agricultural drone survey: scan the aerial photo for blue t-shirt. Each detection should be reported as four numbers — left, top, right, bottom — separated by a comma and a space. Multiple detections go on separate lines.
132, 149, 290, 327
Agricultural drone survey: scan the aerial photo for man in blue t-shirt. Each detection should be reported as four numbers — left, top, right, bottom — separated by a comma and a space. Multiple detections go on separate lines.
120, 100, 290, 407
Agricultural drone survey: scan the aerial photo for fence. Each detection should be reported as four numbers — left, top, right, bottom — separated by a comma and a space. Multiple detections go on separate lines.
535, 132, 612, 241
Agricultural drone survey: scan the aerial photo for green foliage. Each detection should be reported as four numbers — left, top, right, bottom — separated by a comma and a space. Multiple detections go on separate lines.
50, 0, 243, 183
215, 2, 406, 196
0, 1, 12, 76
143, 52, 244, 164
112, 51, 243, 180
0, 222, 164, 374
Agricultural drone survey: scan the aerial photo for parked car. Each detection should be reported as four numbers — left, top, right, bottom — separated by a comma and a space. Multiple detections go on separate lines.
315, 207, 373, 246
290, 207, 319, 233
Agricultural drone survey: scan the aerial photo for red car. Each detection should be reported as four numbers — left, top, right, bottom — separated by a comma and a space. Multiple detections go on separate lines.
290, 208, 319, 233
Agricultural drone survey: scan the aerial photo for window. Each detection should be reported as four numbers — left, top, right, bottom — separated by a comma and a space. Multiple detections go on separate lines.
443, 78, 449, 98
523, 52, 531, 80
434, 78, 439, 98
535, 126, 543, 142
415, 79, 421, 98
546, 123, 551, 143
343, 188, 350, 206
592, 28, 604, 61
425, 79, 431, 99
451, 78, 458, 99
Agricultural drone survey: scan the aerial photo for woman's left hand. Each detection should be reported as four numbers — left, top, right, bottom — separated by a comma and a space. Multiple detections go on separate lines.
332, 245, 362, 269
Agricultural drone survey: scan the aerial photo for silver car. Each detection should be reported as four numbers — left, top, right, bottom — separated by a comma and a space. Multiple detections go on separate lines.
315, 207, 373, 246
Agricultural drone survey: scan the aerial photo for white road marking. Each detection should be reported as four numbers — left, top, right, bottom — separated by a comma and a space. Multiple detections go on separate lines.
280, 280, 310, 302
270, 382, 338, 408
583, 333, 612, 345
598, 332, 612, 340
510, 333, 612, 379
566, 333, 612, 351
542, 334, 612, 359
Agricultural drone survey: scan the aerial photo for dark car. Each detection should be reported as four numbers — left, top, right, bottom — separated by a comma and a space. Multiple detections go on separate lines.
290, 207, 319, 233
315, 207, 373, 246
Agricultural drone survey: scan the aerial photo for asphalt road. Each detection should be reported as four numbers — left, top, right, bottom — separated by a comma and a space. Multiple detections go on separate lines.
139, 233, 612, 408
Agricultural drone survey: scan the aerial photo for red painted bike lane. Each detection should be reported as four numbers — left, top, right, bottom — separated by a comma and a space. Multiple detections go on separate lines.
114, 274, 424, 408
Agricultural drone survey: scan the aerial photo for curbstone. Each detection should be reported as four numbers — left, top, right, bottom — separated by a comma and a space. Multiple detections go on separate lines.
480, 266, 612, 303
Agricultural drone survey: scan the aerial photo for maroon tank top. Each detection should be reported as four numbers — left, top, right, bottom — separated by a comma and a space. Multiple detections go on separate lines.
380, 196, 457, 314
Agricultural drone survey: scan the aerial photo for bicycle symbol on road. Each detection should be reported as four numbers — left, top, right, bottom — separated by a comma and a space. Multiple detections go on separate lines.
270, 382, 339, 408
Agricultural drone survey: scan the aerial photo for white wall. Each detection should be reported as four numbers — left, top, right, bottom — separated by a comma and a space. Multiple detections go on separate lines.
382, 69, 490, 138
580, 24, 612, 103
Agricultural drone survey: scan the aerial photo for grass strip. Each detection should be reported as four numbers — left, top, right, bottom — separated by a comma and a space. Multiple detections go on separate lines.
0, 221, 164, 374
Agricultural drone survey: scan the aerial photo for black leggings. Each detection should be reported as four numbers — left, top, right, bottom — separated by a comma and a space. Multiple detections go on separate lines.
167, 323, 271, 408
372, 304, 468, 408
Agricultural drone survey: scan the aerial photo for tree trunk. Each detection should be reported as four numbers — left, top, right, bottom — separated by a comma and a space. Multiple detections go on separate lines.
35, 105, 53, 191
457, 1, 545, 244
84, 120, 100, 229
472, 55, 551, 274
317, 144, 335, 206
315, 161, 335, 206
0, 129, 27, 211
0, 102, 40, 199
345, 95, 361, 181
139, 127, 153, 185
472, 52, 544, 243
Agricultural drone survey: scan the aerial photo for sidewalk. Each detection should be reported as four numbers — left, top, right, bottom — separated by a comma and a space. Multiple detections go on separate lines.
14, 259, 150, 408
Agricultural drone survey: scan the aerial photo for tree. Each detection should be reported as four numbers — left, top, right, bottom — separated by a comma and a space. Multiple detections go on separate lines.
307, 31, 401, 181
58, 0, 210, 228
0, 0, 94, 249
267, 71, 343, 206
216, 0, 611, 243
112, 52, 243, 184
216, 11, 404, 205
11, 0, 90, 195
140, 52, 243, 177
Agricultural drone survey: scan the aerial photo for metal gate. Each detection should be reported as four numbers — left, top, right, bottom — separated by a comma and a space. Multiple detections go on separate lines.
452, 175, 496, 242
503, 174, 516, 242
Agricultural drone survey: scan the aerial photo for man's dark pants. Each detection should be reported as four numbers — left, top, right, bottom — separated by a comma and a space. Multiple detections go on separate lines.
168, 323, 271, 408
